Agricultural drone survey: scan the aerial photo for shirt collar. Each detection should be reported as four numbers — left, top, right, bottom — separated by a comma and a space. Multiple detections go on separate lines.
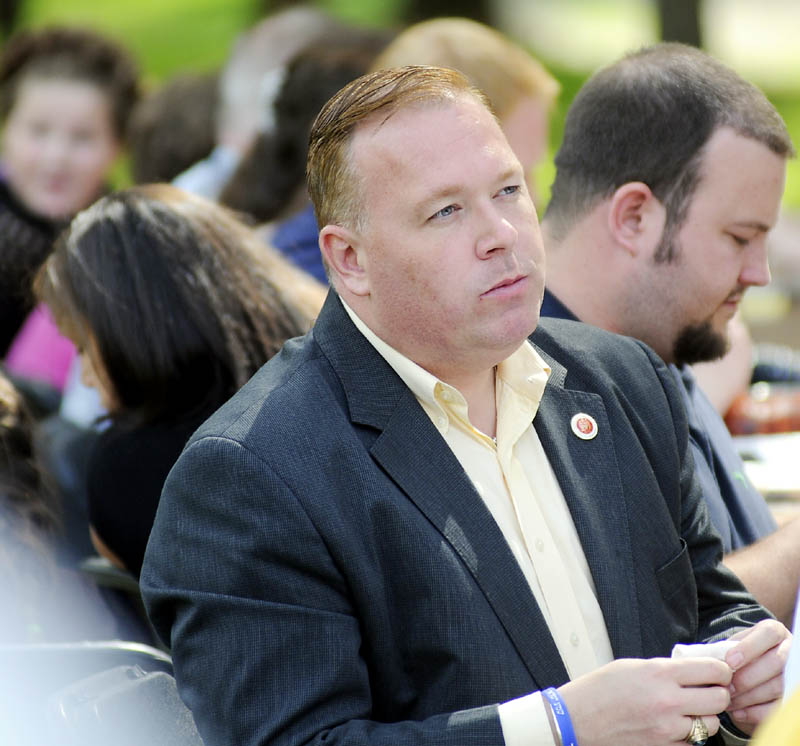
341, 298, 551, 417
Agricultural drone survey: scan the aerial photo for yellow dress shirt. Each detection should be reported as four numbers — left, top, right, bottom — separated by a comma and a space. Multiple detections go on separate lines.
342, 302, 614, 745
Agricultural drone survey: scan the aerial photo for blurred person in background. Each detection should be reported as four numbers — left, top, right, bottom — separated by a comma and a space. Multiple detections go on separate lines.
0, 372, 149, 746
0, 369, 120, 643
220, 25, 394, 282
173, 4, 342, 200
35, 184, 325, 576
371, 17, 558, 201
0, 26, 139, 360
0, 27, 139, 565
128, 71, 219, 185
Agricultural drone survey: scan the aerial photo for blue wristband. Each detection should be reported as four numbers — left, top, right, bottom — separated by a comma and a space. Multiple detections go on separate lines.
543, 687, 578, 746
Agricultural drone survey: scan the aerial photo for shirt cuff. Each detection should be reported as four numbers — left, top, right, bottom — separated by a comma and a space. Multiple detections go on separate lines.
498, 691, 559, 746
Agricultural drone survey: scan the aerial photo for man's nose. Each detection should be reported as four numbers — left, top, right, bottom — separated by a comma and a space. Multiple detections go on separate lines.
740, 240, 771, 287
475, 206, 518, 259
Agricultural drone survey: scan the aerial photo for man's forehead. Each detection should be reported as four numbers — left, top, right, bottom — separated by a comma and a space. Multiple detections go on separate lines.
691, 127, 786, 207
348, 94, 502, 174
352, 93, 491, 147
699, 126, 785, 173
612, 127, 785, 227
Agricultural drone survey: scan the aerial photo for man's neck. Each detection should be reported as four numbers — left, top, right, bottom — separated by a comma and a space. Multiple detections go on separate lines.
542, 218, 621, 332
339, 297, 502, 437
438, 365, 498, 439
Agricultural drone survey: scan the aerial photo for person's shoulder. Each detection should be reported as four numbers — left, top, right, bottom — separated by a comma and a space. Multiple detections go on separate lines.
532, 316, 659, 374
190, 330, 336, 448
531, 318, 690, 450
530, 316, 685, 414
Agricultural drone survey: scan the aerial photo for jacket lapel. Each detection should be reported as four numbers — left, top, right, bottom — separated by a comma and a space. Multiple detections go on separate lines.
370, 393, 569, 688
532, 363, 643, 660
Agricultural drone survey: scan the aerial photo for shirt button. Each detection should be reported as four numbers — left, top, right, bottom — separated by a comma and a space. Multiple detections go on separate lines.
535, 538, 545, 552
570, 633, 580, 647
438, 417, 447, 429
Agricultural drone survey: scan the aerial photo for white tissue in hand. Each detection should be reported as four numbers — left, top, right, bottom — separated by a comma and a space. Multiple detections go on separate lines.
671, 639, 739, 661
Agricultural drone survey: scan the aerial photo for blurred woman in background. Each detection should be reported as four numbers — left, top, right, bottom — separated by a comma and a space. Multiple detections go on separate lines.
35, 184, 326, 576
219, 24, 393, 282
370, 17, 559, 199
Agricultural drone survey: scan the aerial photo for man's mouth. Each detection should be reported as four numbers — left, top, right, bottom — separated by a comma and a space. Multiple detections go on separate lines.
723, 290, 744, 307
482, 274, 527, 298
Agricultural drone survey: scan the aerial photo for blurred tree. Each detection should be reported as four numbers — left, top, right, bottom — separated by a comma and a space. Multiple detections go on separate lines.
657, 0, 702, 47
0, 0, 21, 39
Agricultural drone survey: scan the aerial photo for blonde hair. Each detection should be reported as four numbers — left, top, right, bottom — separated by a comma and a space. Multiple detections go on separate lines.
307, 64, 487, 231
371, 18, 558, 121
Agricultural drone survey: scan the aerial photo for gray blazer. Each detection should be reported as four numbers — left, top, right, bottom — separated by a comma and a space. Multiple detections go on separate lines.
141, 291, 768, 746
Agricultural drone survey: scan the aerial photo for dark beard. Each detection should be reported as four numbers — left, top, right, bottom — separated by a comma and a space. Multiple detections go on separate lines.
672, 319, 729, 366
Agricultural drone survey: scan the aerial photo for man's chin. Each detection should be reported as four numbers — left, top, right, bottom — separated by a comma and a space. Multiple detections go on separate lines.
672, 321, 729, 367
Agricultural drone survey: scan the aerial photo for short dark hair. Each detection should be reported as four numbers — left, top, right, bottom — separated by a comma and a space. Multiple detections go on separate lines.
545, 43, 794, 257
35, 185, 324, 426
0, 26, 140, 140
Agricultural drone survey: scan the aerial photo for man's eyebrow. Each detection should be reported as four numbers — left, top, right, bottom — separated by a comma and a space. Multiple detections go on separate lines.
413, 185, 463, 220
420, 185, 461, 206
497, 165, 521, 184
417, 165, 523, 211
731, 220, 772, 232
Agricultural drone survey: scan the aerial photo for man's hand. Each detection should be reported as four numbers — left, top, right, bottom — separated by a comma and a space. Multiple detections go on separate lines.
725, 619, 791, 733
559, 657, 731, 746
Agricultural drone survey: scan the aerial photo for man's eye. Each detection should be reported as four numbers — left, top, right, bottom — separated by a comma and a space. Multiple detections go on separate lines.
431, 204, 458, 220
730, 234, 751, 247
498, 185, 520, 197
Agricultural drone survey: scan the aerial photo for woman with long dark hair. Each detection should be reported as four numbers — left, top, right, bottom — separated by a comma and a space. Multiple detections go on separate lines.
35, 184, 325, 574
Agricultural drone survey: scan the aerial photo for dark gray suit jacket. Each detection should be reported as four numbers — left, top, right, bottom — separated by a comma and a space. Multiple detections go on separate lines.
141, 292, 768, 746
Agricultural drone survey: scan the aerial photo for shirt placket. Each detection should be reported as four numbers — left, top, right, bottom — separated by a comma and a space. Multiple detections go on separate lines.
496, 390, 599, 679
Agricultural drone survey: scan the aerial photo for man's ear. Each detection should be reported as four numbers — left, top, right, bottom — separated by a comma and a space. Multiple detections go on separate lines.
319, 224, 370, 296
607, 182, 666, 257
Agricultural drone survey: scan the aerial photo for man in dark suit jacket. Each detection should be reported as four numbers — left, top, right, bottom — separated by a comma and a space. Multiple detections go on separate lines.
141, 66, 789, 746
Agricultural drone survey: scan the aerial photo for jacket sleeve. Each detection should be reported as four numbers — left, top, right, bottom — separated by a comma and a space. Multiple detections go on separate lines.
640, 342, 773, 641
141, 434, 506, 746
